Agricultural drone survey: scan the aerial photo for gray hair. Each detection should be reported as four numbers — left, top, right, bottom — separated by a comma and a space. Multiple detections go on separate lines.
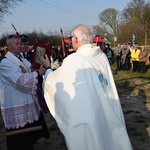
71, 24, 92, 43
6, 35, 20, 45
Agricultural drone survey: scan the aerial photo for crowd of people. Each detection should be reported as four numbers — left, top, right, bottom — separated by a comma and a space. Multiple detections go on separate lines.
0, 24, 134, 150
113, 43, 148, 73
102, 42, 149, 74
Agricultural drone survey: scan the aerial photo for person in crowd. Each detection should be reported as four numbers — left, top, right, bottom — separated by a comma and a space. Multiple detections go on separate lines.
57, 46, 63, 65
0, 35, 50, 150
129, 44, 135, 70
127, 43, 132, 69
131, 44, 140, 72
50, 46, 61, 70
3, 45, 8, 54
40, 24, 132, 150
20, 34, 33, 63
103, 43, 114, 64
139, 46, 148, 73
120, 43, 131, 71
114, 43, 122, 70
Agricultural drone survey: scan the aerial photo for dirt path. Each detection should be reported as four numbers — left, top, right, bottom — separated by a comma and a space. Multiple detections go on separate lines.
115, 74, 150, 150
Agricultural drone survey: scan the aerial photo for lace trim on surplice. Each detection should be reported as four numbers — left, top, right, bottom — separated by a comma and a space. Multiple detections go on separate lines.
1, 101, 40, 129
15, 71, 38, 94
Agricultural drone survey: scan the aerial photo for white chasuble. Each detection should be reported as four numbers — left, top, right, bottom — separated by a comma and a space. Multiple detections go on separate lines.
44, 44, 132, 150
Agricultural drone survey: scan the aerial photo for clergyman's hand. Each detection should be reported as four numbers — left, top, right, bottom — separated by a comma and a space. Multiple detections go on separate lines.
38, 65, 46, 76
40, 54, 51, 69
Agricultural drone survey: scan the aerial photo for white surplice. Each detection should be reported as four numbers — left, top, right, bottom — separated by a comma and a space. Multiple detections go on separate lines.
44, 44, 132, 150
0, 51, 40, 129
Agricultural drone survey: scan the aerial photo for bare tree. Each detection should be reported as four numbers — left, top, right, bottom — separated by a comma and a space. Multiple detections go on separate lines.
93, 0, 150, 45
143, 2, 150, 38
122, 0, 150, 44
0, 0, 24, 22
122, 0, 146, 23
97, 8, 121, 37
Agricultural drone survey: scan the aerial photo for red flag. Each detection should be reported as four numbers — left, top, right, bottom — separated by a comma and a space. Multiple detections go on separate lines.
15, 31, 19, 36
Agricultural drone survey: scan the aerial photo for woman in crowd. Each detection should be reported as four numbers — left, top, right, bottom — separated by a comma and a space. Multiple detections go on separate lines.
139, 46, 148, 73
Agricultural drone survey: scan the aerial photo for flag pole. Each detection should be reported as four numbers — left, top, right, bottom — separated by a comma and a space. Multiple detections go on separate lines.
60, 28, 65, 59
11, 23, 19, 36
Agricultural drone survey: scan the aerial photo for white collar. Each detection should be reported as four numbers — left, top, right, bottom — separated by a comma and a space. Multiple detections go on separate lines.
5, 51, 30, 72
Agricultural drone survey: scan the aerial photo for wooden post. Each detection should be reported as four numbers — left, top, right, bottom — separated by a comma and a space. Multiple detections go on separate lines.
0, 126, 42, 137
145, 21, 148, 47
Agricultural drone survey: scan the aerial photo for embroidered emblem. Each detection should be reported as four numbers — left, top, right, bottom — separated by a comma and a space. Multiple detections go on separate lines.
98, 71, 108, 88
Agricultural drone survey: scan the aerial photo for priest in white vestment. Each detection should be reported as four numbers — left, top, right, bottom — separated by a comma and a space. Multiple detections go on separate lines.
41, 24, 133, 150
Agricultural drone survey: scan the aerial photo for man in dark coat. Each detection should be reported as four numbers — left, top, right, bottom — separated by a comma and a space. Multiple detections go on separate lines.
20, 34, 33, 63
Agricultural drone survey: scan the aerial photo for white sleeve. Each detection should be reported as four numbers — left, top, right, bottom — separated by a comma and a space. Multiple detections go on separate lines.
43, 68, 53, 80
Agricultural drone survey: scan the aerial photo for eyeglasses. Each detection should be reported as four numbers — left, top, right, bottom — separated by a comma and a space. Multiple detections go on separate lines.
69, 36, 75, 39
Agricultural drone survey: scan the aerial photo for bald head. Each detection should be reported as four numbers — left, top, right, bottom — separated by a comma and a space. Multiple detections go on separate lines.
71, 24, 92, 44
71, 24, 93, 51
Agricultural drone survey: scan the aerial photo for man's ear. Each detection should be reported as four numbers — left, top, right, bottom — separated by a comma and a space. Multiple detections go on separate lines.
75, 37, 78, 44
